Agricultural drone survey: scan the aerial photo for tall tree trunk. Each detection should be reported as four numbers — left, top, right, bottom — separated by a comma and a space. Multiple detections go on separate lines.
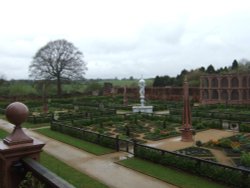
57, 77, 62, 96
42, 82, 48, 113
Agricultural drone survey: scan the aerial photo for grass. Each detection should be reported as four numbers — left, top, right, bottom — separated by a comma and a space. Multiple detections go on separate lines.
118, 158, 228, 188
0, 115, 49, 129
0, 114, 5, 119
0, 129, 8, 139
97, 78, 154, 87
40, 152, 109, 188
36, 128, 114, 155
22, 122, 50, 129
0, 123, 109, 187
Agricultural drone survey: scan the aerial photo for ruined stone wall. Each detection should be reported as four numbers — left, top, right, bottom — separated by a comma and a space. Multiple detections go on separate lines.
104, 84, 200, 102
200, 73, 250, 104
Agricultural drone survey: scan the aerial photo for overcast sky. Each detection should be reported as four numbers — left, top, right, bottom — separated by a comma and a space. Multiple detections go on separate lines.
1, 0, 250, 80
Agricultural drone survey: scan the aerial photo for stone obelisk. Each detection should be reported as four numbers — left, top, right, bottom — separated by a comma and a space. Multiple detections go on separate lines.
181, 77, 194, 142
123, 86, 128, 106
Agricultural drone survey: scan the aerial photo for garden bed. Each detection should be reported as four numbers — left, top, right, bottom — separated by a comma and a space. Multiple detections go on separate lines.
176, 147, 214, 157
232, 158, 250, 170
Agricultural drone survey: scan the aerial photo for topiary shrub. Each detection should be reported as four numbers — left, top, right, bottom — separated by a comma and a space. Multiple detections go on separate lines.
218, 138, 232, 148
240, 152, 250, 167
240, 123, 250, 133
196, 140, 203, 147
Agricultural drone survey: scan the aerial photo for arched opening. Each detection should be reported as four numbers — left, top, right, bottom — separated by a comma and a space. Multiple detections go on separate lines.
231, 77, 239, 88
212, 90, 218, 99
243, 90, 247, 100
221, 77, 228, 87
211, 78, 218, 87
231, 90, 239, 100
202, 78, 209, 87
202, 90, 209, 99
242, 77, 247, 87
221, 90, 228, 100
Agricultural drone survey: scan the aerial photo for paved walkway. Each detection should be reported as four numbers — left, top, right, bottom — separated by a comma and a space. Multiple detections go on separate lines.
209, 148, 234, 166
146, 129, 235, 151
146, 129, 236, 165
0, 119, 177, 188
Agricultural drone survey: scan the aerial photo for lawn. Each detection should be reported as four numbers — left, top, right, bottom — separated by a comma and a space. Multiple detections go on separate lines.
22, 122, 50, 129
0, 126, 109, 188
0, 114, 5, 119
97, 78, 154, 87
40, 152, 109, 188
36, 128, 114, 155
0, 129, 8, 139
118, 158, 228, 188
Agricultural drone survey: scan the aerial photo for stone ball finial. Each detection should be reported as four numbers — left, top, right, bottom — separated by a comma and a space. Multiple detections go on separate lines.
4, 102, 32, 146
5, 102, 29, 127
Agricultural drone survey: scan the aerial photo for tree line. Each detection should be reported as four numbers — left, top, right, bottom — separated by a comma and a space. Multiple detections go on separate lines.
153, 59, 250, 87
2, 38, 250, 95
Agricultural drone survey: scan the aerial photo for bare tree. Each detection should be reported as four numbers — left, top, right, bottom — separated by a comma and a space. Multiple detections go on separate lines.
29, 39, 87, 96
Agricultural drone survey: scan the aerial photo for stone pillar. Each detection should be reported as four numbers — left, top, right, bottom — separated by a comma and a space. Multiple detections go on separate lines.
218, 77, 221, 103
0, 102, 45, 188
228, 76, 232, 89
199, 77, 203, 103
123, 86, 128, 106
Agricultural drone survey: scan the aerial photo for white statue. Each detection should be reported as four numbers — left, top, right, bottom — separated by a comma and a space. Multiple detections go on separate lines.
132, 77, 153, 114
139, 78, 145, 106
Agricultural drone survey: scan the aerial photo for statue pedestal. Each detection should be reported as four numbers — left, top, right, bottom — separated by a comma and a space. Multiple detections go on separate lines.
180, 128, 194, 142
132, 106, 153, 113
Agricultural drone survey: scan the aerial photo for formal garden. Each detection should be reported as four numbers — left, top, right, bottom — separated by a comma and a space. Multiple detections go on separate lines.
2, 95, 250, 187
203, 134, 250, 169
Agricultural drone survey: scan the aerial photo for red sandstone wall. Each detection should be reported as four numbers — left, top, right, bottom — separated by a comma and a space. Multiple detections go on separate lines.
108, 86, 200, 102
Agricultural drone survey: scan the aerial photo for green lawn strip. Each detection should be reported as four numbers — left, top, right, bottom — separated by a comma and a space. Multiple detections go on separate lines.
36, 128, 114, 155
22, 122, 50, 129
0, 114, 6, 119
40, 152, 109, 188
118, 158, 228, 188
0, 129, 8, 139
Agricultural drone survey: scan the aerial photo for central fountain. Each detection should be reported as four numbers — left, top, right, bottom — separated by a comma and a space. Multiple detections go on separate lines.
132, 77, 153, 113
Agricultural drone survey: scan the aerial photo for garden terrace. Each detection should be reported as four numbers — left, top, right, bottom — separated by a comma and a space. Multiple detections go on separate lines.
49, 117, 250, 187
134, 143, 250, 188
48, 121, 250, 188
53, 113, 182, 142
176, 147, 214, 157
169, 108, 250, 131
27, 106, 116, 124
171, 104, 250, 122
176, 147, 216, 162
51, 121, 118, 150
204, 134, 250, 169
